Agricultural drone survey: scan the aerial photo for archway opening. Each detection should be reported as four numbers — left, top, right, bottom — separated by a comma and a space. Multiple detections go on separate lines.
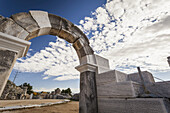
1, 35, 79, 107
0, 10, 98, 113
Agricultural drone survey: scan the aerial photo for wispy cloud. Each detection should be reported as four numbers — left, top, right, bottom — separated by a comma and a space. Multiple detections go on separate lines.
14, 0, 170, 80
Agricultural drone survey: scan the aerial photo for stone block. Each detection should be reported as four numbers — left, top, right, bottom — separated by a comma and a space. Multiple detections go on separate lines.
146, 81, 170, 98
128, 71, 155, 84
96, 70, 127, 85
95, 55, 110, 68
29, 10, 51, 36
96, 70, 117, 85
97, 66, 111, 74
98, 98, 170, 113
49, 13, 87, 43
58, 18, 76, 43
0, 32, 31, 58
73, 36, 89, 50
11, 12, 40, 40
115, 70, 128, 82
94, 55, 110, 74
0, 18, 29, 39
73, 38, 93, 58
97, 81, 140, 98
80, 54, 96, 65
71, 25, 89, 43
48, 13, 62, 36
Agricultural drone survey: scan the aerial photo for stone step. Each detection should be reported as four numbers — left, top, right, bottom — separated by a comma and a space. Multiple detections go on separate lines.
96, 70, 128, 85
98, 98, 170, 113
127, 71, 155, 84
97, 81, 140, 98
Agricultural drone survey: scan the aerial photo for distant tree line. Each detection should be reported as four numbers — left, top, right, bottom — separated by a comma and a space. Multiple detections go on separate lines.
61, 88, 72, 96
19, 83, 33, 95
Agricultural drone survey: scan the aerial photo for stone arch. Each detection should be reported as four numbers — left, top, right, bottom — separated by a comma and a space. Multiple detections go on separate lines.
0, 10, 111, 113
0, 11, 94, 62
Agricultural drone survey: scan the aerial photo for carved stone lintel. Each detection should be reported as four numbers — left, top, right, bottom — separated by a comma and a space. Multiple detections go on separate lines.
0, 32, 31, 58
75, 63, 97, 73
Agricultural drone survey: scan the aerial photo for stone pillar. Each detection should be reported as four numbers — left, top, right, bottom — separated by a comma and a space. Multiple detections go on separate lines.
0, 32, 31, 97
0, 50, 18, 96
76, 63, 98, 113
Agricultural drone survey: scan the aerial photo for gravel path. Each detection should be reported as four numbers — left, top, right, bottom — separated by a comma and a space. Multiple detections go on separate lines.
0, 99, 63, 107
1, 101, 79, 113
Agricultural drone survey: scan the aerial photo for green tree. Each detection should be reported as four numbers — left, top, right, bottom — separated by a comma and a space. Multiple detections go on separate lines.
61, 88, 72, 96
19, 83, 33, 95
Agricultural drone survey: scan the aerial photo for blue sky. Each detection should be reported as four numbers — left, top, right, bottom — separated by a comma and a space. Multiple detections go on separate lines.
1, 0, 170, 93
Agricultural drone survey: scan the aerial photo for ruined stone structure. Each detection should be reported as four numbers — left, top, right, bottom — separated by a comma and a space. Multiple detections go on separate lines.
0, 10, 170, 113
0, 80, 28, 100
32, 88, 71, 99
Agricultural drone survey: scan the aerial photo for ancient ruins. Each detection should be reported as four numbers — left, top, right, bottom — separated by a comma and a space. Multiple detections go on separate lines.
0, 10, 170, 113
0, 80, 28, 100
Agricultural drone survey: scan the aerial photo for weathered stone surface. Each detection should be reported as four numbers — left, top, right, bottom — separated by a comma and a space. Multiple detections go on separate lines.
1, 80, 27, 100
0, 49, 18, 97
128, 71, 155, 84
98, 98, 170, 113
0, 32, 31, 58
0, 18, 29, 39
145, 81, 170, 98
97, 81, 140, 98
115, 70, 128, 82
50, 14, 84, 43
80, 55, 96, 65
96, 70, 116, 85
96, 70, 127, 85
94, 54, 110, 73
11, 12, 40, 40
71, 93, 79, 101
80, 71, 98, 113
95, 55, 110, 68
48, 13, 62, 36
97, 66, 111, 74
29, 11, 51, 36
71, 25, 89, 43
0, 15, 5, 25
58, 18, 75, 43
73, 39, 93, 58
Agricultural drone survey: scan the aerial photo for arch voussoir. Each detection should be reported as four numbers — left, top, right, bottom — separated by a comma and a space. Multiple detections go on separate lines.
11, 12, 40, 40
73, 38, 93, 59
0, 17, 29, 39
29, 11, 51, 37
48, 13, 62, 36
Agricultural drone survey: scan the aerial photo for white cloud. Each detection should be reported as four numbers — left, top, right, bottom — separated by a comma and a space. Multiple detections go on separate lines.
14, 0, 170, 81
79, 0, 170, 74
14, 38, 79, 81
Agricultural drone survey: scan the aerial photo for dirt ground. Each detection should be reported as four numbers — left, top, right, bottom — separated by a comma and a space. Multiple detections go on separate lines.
0, 100, 79, 113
